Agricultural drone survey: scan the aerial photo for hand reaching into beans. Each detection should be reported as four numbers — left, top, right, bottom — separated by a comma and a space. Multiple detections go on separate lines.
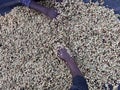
57, 47, 88, 89
57, 47, 72, 62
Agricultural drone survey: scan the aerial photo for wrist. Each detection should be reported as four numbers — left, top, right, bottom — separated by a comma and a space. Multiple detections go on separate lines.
66, 57, 75, 65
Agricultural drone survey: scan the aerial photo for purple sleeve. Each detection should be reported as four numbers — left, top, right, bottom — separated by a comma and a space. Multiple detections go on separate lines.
20, 0, 31, 7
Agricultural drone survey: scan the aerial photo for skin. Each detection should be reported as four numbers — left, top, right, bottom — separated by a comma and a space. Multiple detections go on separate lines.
29, 0, 59, 19
57, 47, 83, 78
57, 47, 120, 90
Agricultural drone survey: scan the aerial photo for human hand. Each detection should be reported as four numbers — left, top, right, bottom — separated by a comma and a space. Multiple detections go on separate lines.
46, 8, 59, 19
57, 47, 72, 62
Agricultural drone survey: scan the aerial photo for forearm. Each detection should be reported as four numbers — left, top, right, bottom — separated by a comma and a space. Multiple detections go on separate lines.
66, 58, 83, 78
29, 0, 48, 15
29, 0, 58, 19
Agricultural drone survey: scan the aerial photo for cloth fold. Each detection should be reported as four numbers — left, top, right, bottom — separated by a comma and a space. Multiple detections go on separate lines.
20, 0, 31, 7
0, 0, 21, 15
0, 0, 31, 16
83, 0, 120, 14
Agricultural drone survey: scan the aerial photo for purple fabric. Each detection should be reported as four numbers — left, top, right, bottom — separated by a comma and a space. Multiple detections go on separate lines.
20, 0, 31, 7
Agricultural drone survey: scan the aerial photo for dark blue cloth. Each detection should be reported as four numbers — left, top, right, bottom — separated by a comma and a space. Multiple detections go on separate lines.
83, 0, 120, 15
118, 84, 120, 90
103, 0, 120, 14
0, 0, 31, 16
20, 0, 31, 7
0, 0, 16, 15
103, 83, 120, 90
70, 76, 88, 90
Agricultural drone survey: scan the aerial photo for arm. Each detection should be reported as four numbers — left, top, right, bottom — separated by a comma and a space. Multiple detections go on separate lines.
20, 0, 59, 19
29, 0, 59, 19
57, 47, 89, 90
66, 57, 83, 77
57, 47, 83, 78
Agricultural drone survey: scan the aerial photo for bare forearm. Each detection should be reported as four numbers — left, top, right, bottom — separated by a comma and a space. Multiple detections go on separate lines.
66, 58, 83, 78
29, 0, 58, 19
29, 1, 48, 15
57, 47, 83, 77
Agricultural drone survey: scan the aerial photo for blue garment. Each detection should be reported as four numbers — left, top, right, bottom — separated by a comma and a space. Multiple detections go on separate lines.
0, 0, 31, 15
20, 0, 31, 7
118, 84, 120, 90
103, 0, 120, 14
103, 84, 120, 90
0, 0, 18, 15
70, 76, 88, 90
83, 0, 120, 14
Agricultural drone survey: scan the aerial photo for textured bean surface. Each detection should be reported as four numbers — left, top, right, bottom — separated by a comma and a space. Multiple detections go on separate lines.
0, 0, 120, 90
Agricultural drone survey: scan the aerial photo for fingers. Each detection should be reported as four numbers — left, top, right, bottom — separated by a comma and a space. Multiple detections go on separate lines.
57, 47, 69, 60
57, 49, 63, 60
57, 49, 61, 56
57, 47, 62, 56
57, 46, 67, 52
57, 46, 68, 55
47, 8, 59, 19
57, 47, 62, 54
57, 47, 64, 58
61, 48, 67, 52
